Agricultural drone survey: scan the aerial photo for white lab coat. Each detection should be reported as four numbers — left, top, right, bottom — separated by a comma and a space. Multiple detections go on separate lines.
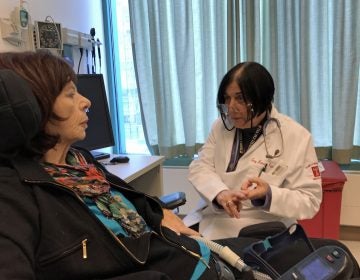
187, 107, 322, 240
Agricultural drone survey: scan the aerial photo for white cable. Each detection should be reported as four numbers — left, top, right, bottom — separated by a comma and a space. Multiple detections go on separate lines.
191, 235, 272, 280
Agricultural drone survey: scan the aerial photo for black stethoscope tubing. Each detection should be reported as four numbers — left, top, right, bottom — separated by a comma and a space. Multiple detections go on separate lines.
263, 117, 284, 159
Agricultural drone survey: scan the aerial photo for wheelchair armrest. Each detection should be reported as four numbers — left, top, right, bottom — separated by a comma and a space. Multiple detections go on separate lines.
160, 192, 186, 210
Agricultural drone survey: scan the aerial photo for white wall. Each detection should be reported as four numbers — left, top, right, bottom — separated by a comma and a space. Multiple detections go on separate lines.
163, 167, 201, 215
341, 171, 360, 226
0, 0, 106, 76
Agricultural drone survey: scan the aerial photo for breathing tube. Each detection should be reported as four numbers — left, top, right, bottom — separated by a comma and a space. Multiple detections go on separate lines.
191, 235, 272, 280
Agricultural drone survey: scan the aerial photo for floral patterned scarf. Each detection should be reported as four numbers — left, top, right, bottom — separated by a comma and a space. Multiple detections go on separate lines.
41, 149, 148, 238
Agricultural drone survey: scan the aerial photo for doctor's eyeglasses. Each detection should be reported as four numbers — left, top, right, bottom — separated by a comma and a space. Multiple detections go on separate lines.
217, 103, 235, 131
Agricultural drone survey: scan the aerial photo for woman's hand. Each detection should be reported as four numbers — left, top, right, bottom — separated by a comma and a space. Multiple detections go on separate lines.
215, 190, 246, 218
161, 208, 200, 236
241, 177, 270, 199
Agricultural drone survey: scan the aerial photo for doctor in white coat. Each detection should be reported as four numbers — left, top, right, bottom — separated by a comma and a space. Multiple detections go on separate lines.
187, 62, 322, 240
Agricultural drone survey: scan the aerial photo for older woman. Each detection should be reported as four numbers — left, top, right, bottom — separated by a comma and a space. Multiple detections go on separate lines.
0, 51, 244, 279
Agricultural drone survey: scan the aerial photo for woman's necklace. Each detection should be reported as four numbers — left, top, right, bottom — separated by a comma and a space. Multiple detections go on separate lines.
239, 125, 262, 154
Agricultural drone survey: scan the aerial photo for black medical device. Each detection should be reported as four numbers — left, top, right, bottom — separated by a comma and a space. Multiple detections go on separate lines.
194, 235, 353, 280
242, 224, 354, 280
90, 28, 96, 73
278, 245, 352, 280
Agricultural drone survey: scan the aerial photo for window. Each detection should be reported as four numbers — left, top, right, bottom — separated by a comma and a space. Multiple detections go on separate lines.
105, 1, 360, 164
114, 0, 149, 154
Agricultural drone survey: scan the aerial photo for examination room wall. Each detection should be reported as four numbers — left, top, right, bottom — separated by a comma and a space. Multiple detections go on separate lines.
0, 0, 106, 76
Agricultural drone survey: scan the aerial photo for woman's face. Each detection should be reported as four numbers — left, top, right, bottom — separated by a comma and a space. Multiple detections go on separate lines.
45, 81, 91, 146
224, 81, 251, 128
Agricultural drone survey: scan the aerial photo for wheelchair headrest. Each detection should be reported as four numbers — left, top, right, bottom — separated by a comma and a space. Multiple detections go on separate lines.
0, 69, 41, 158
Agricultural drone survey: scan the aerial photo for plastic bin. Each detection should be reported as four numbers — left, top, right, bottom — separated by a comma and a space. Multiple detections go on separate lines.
298, 160, 347, 239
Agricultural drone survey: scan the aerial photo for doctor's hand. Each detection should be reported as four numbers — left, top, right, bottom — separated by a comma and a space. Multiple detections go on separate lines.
241, 177, 270, 200
215, 190, 246, 218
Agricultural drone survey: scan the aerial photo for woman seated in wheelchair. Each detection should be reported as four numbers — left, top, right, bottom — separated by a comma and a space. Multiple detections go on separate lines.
0, 51, 358, 280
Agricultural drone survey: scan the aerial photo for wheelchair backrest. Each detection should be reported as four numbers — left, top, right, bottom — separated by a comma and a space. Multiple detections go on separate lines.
0, 69, 41, 158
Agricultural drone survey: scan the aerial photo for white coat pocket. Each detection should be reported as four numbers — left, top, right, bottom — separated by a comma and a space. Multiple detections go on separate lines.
259, 165, 287, 188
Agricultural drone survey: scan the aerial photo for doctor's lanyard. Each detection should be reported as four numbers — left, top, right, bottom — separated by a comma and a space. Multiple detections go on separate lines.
227, 126, 263, 172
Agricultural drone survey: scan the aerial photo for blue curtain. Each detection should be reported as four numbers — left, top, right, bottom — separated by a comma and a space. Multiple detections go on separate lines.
102, 0, 126, 154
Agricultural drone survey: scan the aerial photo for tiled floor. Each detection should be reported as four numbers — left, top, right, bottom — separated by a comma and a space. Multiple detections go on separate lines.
341, 240, 360, 265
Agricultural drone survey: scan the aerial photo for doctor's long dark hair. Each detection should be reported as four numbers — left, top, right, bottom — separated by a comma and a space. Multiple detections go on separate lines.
217, 62, 275, 117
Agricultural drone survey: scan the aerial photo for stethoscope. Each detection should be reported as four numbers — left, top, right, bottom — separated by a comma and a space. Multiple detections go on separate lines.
263, 117, 284, 159
218, 103, 284, 159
